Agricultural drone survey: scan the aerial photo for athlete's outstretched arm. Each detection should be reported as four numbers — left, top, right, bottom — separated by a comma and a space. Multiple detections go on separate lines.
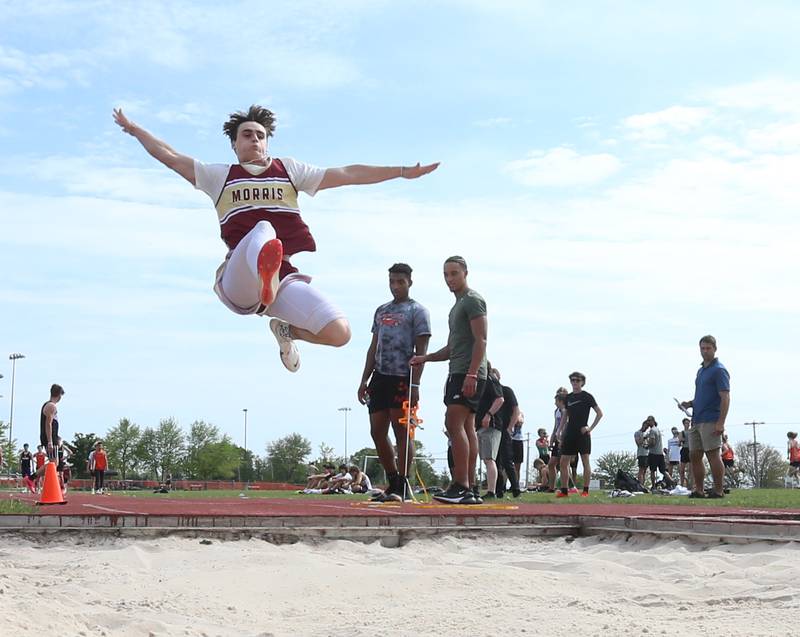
317, 162, 439, 191
410, 343, 449, 366
113, 108, 197, 185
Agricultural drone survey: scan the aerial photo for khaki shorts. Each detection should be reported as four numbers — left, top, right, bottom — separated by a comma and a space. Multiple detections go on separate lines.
477, 428, 502, 460
688, 421, 722, 453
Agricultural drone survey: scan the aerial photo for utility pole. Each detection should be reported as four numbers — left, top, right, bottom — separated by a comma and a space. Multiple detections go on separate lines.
338, 407, 351, 463
744, 421, 766, 488
7, 353, 25, 478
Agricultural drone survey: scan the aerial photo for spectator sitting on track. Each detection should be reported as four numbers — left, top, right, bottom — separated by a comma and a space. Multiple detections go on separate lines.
321, 464, 352, 494
300, 464, 336, 492
532, 458, 550, 491
348, 466, 373, 494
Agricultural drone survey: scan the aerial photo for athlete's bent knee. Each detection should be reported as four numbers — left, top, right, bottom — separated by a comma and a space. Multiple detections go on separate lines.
318, 319, 351, 347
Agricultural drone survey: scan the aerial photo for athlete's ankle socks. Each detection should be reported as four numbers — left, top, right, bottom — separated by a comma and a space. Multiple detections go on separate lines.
560, 488, 568, 495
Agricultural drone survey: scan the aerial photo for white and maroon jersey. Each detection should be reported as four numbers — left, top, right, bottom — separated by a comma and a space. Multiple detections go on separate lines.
194, 157, 325, 258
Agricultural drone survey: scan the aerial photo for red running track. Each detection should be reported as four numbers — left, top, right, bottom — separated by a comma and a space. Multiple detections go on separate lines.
6, 491, 800, 522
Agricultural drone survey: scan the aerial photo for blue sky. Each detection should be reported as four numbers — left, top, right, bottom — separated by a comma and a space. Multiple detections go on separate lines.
1, 1, 799, 471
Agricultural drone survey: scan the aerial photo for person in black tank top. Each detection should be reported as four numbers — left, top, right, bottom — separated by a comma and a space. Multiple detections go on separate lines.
19, 444, 33, 476
39, 384, 65, 463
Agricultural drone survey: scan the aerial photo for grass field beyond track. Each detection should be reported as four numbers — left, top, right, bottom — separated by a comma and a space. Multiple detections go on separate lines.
111, 487, 800, 509
1, 488, 798, 514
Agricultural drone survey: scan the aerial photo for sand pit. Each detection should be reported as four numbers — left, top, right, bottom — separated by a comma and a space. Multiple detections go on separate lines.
1, 534, 798, 636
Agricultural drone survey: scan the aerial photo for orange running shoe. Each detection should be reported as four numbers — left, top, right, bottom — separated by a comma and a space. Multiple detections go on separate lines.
257, 238, 283, 306
580, 491, 589, 498
555, 491, 569, 498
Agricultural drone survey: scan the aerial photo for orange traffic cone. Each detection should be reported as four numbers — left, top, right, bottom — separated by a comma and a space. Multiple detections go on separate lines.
37, 462, 66, 505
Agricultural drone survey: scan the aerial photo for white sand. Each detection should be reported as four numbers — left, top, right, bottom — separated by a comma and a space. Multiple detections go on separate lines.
1, 534, 798, 636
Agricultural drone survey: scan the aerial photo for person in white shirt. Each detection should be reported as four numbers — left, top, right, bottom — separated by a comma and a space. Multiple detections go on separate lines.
667, 427, 682, 480
113, 106, 438, 372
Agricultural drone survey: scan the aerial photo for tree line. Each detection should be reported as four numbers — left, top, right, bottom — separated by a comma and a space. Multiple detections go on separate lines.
0, 418, 449, 486
592, 442, 791, 489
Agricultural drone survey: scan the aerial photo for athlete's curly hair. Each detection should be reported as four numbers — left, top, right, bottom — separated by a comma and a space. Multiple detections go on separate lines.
388, 263, 413, 279
222, 105, 276, 142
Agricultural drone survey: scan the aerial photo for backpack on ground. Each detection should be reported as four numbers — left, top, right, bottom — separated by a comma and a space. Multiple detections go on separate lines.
614, 469, 649, 493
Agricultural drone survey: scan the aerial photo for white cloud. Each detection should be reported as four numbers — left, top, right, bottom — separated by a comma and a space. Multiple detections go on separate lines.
746, 121, 800, 152
703, 78, 800, 114
504, 146, 621, 187
0, 44, 93, 94
622, 106, 712, 141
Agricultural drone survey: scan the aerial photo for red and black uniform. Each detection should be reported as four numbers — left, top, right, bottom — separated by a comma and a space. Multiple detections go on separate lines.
215, 160, 316, 280
19, 450, 33, 477
721, 444, 735, 468
93, 449, 108, 491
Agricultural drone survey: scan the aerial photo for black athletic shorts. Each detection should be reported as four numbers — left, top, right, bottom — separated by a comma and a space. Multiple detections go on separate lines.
790, 461, 800, 468
40, 431, 58, 460
511, 439, 524, 465
648, 453, 667, 473
723, 458, 735, 468
367, 371, 409, 414
443, 374, 485, 413
561, 432, 591, 456
680, 447, 690, 463
550, 442, 561, 459
637, 455, 648, 469
539, 453, 551, 465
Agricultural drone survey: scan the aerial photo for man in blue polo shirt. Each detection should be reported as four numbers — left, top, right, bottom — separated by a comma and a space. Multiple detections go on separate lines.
679, 335, 730, 499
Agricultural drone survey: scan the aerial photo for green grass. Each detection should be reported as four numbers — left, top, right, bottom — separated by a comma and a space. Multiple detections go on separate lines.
109, 488, 800, 509
516, 488, 800, 509
0, 498, 36, 514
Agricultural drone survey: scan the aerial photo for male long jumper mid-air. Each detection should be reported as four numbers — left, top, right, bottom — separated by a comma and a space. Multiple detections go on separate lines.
114, 105, 438, 372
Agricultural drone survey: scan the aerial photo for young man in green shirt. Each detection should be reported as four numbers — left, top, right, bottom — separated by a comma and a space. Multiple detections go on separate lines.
411, 256, 487, 504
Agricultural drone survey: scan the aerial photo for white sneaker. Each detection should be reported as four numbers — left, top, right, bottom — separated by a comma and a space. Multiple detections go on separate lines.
269, 318, 300, 372
91, 488, 95, 494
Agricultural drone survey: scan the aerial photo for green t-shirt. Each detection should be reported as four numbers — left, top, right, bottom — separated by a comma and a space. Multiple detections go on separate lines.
447, 289, 487, 378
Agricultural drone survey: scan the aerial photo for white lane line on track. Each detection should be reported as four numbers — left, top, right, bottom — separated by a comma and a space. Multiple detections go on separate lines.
303, 502, 406, 516
82, 504, 141, 515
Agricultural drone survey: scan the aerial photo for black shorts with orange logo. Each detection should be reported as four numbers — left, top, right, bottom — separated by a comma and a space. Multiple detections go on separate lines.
367, 372, 409, 414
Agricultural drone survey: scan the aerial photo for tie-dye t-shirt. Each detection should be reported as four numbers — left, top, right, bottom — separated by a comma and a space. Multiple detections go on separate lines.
372, 299, 432, 377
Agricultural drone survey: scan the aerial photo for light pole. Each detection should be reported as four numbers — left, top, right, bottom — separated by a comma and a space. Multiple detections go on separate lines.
338, 407, 351, 463
243, 408, 248, 455
242, 408, 248, 483
8, 354, 25, 477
